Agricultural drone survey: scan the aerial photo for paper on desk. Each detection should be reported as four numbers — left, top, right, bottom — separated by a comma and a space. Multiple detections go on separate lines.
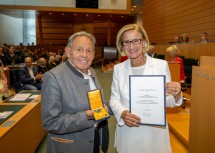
0, 111, 13, 118
9, 93, 31, 101
28, 95, 39, 99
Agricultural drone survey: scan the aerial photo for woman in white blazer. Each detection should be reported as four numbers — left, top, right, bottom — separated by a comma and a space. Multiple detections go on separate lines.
109, 24, 182, 153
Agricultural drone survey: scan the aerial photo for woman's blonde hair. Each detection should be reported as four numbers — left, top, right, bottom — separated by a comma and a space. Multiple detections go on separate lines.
166, 45, 180, 56
116, 24, 150, 53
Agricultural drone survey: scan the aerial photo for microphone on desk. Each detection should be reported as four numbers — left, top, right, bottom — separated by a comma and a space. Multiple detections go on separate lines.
182, 97, 191, 109
183, 97, 191, 101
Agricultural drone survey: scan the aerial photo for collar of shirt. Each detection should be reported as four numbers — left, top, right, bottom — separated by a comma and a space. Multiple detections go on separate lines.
40, 65, 46, 68
68, 59, 91, 78
151, 52, 155, 57
27, 66, 33, 69
68, 59, 97, 90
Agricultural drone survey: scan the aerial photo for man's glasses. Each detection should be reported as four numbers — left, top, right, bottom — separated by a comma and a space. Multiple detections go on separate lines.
122, 39, 142, 46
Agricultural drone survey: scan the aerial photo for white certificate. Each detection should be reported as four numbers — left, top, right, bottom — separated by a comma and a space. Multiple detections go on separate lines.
129, 75, 166, 126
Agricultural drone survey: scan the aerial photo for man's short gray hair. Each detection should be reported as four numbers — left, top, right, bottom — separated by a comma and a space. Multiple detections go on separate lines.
67, 31, 96, 48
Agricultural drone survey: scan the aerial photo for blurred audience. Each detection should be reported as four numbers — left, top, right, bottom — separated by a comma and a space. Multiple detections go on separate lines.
47, 55, 57, 70
181, 33, 189, 44
61, 54, 68, 62
18, 57, 43, 90
2, 43, 9, 53
200, 32, 209, 43
5, 45, 20, 66
147, 45, 158, 58
147, 45, 165, 60
55, 55, 62, 65
174, 35, 181, 44
37, 58, 49, 74
0, 48, 6, 67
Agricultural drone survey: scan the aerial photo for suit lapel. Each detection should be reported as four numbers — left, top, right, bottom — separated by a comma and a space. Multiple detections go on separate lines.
24, 66, 31, 77
124, 59, 132, 90
32, 67, 37, 75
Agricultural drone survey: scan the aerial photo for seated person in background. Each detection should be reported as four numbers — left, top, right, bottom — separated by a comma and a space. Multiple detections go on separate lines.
2, 43, 9, 53
166, 45, 185, 83
0, 69, 10, 102
37, 58, 49, 74
47, 55, 57, 70
181, 33, 189, 44
147, 45, 165, 60
61, 54, 68, 62
147, 45, 156, 57
5, 45, 20, 66
0, 48, 6, 67
19, 57, 43, 90
55, 55, 62, 65
200, 32, 209, 43
174, 35, 181, 44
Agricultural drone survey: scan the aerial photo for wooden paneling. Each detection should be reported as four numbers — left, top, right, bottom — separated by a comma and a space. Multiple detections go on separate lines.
36, 15, 133, 46
36, 14, 133, 64
143, 0, 215, 44
153, 42, 215, 59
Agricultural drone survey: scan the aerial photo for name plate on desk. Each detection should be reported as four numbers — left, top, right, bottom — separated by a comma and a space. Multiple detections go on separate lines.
129, 75, 166, 126
87, 89, 110, 122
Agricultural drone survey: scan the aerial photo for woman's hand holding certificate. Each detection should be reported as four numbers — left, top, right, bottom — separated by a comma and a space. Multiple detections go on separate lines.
166, 82, 182, 102
121, 110, 141, 127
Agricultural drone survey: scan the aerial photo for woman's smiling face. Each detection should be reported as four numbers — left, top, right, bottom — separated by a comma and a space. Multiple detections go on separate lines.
122, 30, 145, 60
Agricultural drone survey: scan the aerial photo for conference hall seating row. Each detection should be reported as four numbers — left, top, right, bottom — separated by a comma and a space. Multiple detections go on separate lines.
0, 90, 46, 153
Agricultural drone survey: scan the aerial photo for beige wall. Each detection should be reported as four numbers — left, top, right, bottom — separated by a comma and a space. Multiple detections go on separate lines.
142, 0, 215, 44
0, 14, 23, 45
0, 0, 128, 10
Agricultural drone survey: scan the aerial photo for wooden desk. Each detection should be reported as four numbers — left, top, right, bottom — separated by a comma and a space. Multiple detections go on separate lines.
167, 92, 191, 153
168, 63, 181, 82
0, 92, 46, 153
8, 66, 22, 70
